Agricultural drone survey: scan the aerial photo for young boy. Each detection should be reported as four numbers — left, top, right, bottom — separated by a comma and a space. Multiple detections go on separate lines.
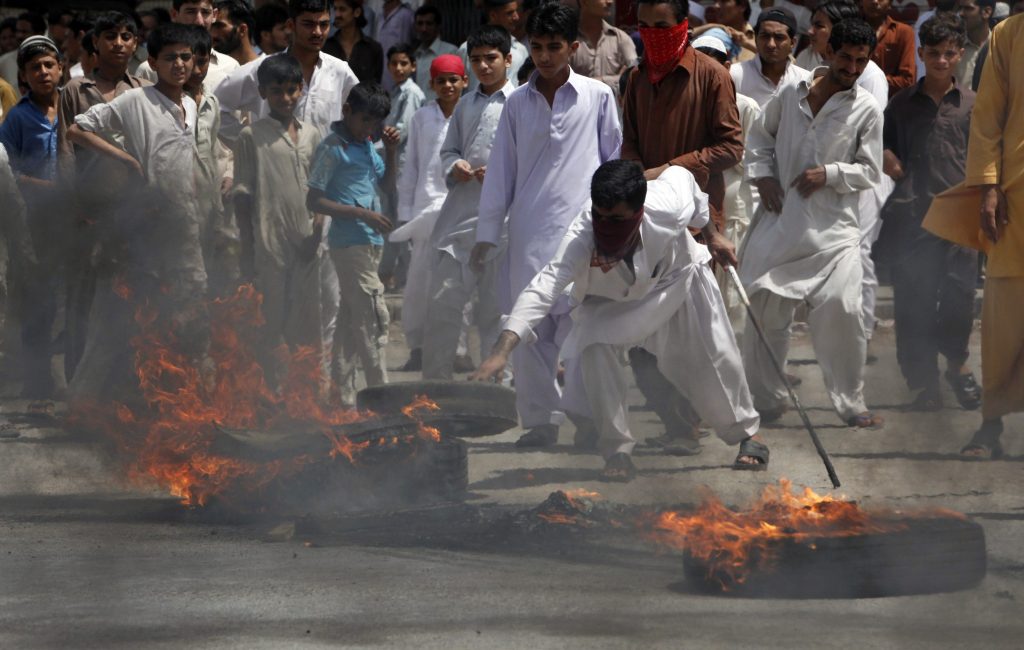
390, 53, 467, 372
421, 25, 514, 380
880, 15, 980, 412
57, 11, 147, 382
471, 4, 621, 448
67, 23, 208, 403
234, 54, 324, 388
378, 42, 425, 290
306, 82, 399, 407
0, 35, 62, 401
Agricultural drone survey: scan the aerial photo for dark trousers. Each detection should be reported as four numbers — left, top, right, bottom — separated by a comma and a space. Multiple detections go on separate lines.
628, 347, 701, 437
891, 234, 977, 390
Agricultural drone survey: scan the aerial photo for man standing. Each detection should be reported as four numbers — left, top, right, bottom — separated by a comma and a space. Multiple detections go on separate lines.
621, 0, 746, 453
954, 0, 994, 85
958, 13, 1024, 458
459, 0, 530, 92
412, 5, 458, 100
134, 1, 240, 92
375, 0, 415, 91
740, 19, 884, 429
212, 0, 262, 66
862, 0, 916, 96
571, 0, 637, 97
730, 7, 810, 107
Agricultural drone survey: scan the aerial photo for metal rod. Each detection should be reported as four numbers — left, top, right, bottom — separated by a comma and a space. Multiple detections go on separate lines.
727, 265, 841, 489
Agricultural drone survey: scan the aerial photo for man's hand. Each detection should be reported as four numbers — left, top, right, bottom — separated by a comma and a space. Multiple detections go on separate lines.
755, 177, 785, 213
469, 330, 520, 382
882, 150, 904, 180
363, 209, 394, 234
381, 126, 400, 149
473, 165, 487, 183
300, 214, 326, 262
644, 163, 669, 181
980, 184, 1009, 243
220, 176, 234, 197
703, 225, 738, 267
790, 166, 827, 198
451, 159, 474, 182
469, 241, 495, 274
122, 154, 145, 179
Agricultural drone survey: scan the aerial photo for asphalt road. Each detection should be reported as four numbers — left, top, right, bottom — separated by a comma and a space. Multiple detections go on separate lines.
1, 317, 1022, 649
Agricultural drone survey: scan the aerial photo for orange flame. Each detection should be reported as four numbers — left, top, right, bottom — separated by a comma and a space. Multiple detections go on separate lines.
402, 394, 442, 442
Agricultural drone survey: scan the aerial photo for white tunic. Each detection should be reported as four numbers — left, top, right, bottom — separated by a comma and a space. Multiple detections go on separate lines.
502, 167, 710, 360
215, 51, 358, 142
740, 71, 883, 300
429, 81, 515, 264
730, 56, 811, 108
394, 102, 451, 227
476, 70, 622, 309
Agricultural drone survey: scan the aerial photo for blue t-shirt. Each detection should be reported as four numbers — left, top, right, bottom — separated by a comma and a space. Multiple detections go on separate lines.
307, 122, 386, 248
0, 95, 58, 181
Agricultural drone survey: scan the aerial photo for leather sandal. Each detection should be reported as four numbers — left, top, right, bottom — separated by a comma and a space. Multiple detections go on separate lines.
960, 420, 1004, 460
733, 438, 769, 471
599, 453, 636, 482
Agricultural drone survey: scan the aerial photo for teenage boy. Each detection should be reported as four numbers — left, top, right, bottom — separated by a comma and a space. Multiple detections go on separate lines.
471, 3, 621, 447
235, 54, 325, 387
0, 36, 62, 401
740, 19, 884, 429
67, 23, 208, 403
412, 5, 458, 99
306, 83, 399, 407
879, 15, 979, 411
57, 12, 148, 382
378, 42, 425, 290
458, 0, 529, 92
391, 54, 466, 372
422, 26, 514, 380
134, 0, 240, 92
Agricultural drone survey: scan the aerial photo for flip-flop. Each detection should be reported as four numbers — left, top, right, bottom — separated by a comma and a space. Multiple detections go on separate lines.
599, 452, 636, 482
960, 421, 1004, 460
733, 438, 769, 471
847, 412, 884, 429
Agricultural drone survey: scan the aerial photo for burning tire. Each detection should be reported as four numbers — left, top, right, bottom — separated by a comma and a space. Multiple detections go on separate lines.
411, 437, 468, 501
356, 381, 518, 438
683, 516, 986, 598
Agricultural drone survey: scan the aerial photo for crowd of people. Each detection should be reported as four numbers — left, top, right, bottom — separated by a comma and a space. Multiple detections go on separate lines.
0, 0, 1020, 481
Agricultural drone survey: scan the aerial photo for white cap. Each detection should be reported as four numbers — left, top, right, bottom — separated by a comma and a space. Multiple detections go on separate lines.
691, 35, 729, 56
994, 2, 1010, 19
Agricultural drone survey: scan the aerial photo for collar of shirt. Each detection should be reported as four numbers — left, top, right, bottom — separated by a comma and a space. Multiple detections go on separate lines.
80, 71, 142, 89
417, 37, 445, 56
149, 87, 197, 132
472, 79, 515, 102
910, 77, 964, 105
526, 66, 586, 97
753, 54, 798, 81
331, 120, 369, 148
799, 66, 859, 113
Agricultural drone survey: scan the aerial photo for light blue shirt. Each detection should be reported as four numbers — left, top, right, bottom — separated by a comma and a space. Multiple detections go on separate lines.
0, 95, 57, 181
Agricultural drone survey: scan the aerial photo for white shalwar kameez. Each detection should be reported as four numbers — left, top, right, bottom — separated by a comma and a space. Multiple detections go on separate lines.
421, 82, 515, 380
389, 102, 451, 351
476, 71, 622, 429
730, 57, 811, 108
739, 70, 883, 420
503, 168, 758, 459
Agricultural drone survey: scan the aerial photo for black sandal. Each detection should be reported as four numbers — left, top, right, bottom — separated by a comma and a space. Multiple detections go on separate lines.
733, 438, 769, 471
946, 371, 981, 411
599, 453, 636, 482
960, 420, 1004, 460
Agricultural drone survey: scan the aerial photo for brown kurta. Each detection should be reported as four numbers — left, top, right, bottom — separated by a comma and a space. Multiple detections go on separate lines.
621, 46, 744, 229
871, 17, 917, 98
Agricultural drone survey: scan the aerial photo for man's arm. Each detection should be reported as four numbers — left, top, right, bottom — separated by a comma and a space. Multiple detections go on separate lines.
820, 106, 883, 194
881, 100, 905, 180
618, 70, 643, 163
669, 71, 744, 186
471, 99, 517, 269
214, 65, 260, 145
306, 143, 393, 233
745, 88, 785, 213
596, 86, 623, 164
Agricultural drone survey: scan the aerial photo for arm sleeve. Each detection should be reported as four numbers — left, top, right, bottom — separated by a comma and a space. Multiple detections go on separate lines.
0, 111, 21, 167
882, 99, 900, 160
214, 67, 258, 144
231, 127, 256, 198
75, 99, 120, 134
823, 105, 883, 193
502, 213, 592, 343
670, 70, 744, 186
744, 89, 783, 181
439, 100, 464, 184
475, 101, 517, 245
307, 142, 339, 191
965, 23, 1007, 187
396, 112, 422, 222
56, 85, 79, 182
619, 70, 642, 163
597, 87, 622, 164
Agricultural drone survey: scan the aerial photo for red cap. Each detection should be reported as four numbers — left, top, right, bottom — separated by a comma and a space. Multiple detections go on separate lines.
430, 54, 465, 80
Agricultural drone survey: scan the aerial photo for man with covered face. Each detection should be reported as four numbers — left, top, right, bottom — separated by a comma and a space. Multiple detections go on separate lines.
472, 161, 767, 482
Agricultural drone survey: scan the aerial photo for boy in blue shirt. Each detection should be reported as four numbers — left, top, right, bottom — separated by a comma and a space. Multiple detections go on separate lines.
0, 35, 62, 402
307, 82, 398, 406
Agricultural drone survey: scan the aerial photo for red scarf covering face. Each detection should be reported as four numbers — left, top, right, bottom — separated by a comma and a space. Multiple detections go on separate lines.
591, 207, 644, 272
639, 20, 689, 85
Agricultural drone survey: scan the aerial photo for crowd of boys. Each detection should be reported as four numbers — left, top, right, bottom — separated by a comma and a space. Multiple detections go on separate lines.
0, 0, 1021, 480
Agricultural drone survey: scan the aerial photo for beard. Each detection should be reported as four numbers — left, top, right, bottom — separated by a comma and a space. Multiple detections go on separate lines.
216, 26, 242, 54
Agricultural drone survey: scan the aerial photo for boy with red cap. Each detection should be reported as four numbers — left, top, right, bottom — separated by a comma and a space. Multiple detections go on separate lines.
390, 53, 467, 371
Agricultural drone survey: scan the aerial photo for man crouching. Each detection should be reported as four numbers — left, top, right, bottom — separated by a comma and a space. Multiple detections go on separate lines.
471, 160, 768, 481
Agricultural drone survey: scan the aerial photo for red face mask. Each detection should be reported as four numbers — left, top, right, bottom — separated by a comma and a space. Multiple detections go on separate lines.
639, 20, 690, 85
592, 206, 644, 266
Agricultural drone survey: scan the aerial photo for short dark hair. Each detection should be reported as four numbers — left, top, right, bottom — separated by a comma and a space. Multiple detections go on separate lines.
17, 12, 47, 35
338, 0, 369, 30
919, 14, 968, 47
257, 52, 303, 87
288, 0, 330, 19
17, 39, 61, 70
814, 0, 862, 26
186, 24, 212, 56
216, 0, 256, 43
591, 160, 647, 212
636, 0, 691, 23
173, 0, 214, 9
467, 24, 512, 56
47, 7, 74, 26
139, 8, 172, 25
255, 3, 289, 35
696, 45, 729, 65
414, 5, 442, 23
81, 29, 97, 56
147, 22, 194, 57
345, 82, 391, 119
68, 16, 94, 40
828, 17, 877, 52
739, 0, 752, 22
386, 42, 416, 62
94, 11, 138, 37
526, 2, 579, 42
976, 0, 997, 10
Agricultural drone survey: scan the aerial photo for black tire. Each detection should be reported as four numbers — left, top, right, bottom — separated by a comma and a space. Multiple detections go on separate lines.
683, 517, 987, 598
356, 381, 517, 438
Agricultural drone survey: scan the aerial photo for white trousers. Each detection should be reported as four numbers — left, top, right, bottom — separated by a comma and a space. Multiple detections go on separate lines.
859, 190, 883, 338
561, 265, 759, 459
742, 252, 868, 420
422, 251, 502, 380
401, 237, 433, 350
714, 215, 750, 338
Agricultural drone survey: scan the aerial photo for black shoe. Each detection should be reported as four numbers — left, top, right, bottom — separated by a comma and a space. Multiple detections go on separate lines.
396, 348, 422, 372
515, 424, 559, 448
945, 371, 981, 411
